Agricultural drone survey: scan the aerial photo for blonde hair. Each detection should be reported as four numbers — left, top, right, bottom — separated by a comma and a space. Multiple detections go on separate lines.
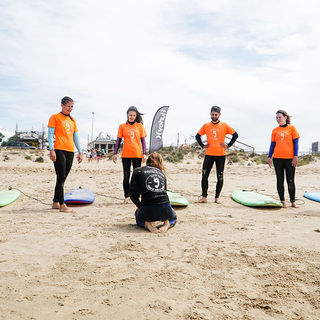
146, 152, 165, 172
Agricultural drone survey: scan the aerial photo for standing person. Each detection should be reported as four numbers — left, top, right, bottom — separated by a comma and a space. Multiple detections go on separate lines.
268, 109, 300, 208
113, 106, 147, 204
130, 152, 177, 233
48, 96, 83, 213
196, 106, 238, 203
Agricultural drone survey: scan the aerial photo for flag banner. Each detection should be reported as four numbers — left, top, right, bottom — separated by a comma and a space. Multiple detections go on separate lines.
149, 106, 169, 153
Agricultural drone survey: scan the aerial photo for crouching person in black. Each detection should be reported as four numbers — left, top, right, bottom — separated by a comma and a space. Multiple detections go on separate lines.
130, 152, 177, 233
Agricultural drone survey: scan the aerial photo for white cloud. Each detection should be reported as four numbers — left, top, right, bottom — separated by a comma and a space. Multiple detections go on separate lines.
0, 0, 319, 152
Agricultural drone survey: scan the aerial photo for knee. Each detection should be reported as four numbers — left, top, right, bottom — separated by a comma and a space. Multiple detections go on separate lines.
217, 172, 224, 182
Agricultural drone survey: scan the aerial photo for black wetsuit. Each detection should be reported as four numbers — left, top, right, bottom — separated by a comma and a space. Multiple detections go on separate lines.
53, 150, 74, 204
196, 129, 238, 198
130, 166, 176, 225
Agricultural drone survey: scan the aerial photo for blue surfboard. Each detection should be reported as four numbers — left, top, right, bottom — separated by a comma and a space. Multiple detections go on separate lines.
304, 192, 320, 203
64, 188, 95, 204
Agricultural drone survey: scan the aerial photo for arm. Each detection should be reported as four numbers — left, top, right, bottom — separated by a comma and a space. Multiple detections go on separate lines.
129, 169, 141, 208
48, 127, 56, 162
113, 137, 122, 163
227, 131, 238, 148
195, 133, 204, 148
292, 138, 299, 167
268, 141, 276, 168
73, 132, 82, 153
141, 137, 146, 155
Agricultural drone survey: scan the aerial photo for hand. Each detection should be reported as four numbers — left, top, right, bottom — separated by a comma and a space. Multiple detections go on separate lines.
292, 156, 298, 167
268, 157, 272, 168
220, 142, 227, 149
112, 155, 117, 164
204, 144, 210, 149
142, 154, 147, 163
49, 150, 56, 162
77, 153, 83, 164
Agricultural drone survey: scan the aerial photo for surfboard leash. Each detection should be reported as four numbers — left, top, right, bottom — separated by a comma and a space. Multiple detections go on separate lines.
95, 192, 123, 201
8, 186, 52, 206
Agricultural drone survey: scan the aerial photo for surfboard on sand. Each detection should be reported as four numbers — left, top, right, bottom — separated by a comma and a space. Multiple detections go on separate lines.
304, 192, 320, 203
0, 189, 20, 207
167, 191, 189, 207
64, 188, 95, 204
231, 190, 282, 207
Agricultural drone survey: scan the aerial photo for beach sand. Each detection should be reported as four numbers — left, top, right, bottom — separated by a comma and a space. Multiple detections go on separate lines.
0, 149, 319, 320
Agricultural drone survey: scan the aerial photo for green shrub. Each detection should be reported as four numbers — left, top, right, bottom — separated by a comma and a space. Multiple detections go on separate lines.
297, 155, 314, 167
35, 156, 44, 163
25, 155, 32, 160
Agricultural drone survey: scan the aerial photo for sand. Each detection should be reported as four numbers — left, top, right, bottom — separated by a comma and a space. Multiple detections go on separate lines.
0, 149, 319, 320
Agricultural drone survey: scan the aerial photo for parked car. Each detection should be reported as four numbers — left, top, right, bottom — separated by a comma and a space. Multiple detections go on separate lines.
7, 142, 36, 149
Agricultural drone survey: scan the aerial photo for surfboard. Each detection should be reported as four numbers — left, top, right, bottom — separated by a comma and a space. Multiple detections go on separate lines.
304, 192, 320, 203
167, 191, 189, 207
0, 189, 20, 207
231, 190, 282, 207
64, 188, 95, 204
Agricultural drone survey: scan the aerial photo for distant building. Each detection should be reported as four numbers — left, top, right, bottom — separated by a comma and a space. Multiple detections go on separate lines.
87, 132, 116, 154
312, 141, 320, 154
15, 130, 48, 149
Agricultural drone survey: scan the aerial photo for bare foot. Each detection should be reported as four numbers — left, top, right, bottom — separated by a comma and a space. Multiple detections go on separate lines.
291, 202, 299, 208
198, 197, 207, 203
59, 204, 75, 213
281, 201, 287, 208
215, 198, 222, 204
52, 202, 60, 209
145, 221, 160, 233
123, 197, 130, 204
158, 220, 170, 233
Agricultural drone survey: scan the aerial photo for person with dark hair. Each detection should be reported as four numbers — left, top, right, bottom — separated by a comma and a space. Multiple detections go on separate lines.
130, 152, 177, 233
268, 109, 300, 208
113, 106, 147, 204
196, 105, 238, 203
48, 96, 83, 213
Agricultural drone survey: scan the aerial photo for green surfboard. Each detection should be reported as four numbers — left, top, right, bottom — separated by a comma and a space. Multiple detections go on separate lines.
0, 189, 20, 207
231, 190, 282, 207
167, 191, 189, 207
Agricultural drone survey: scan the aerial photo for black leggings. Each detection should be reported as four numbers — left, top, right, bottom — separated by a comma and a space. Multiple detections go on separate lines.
122, 158, 142, 197
53, 149, 74, 204
201, 155, 226, 198
273, 158, 296, 202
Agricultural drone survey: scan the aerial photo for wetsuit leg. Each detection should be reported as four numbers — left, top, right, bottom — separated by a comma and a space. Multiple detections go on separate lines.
201, 155, 215, 197
214, 156, 226, 198
273, 158, 285, 202
53, 150, 74, 205
122, 158, 132, 198
284, 159, 296, 202
132, 158, 142, 170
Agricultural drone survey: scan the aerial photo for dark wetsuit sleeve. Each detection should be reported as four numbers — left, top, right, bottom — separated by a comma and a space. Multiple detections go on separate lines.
268, 141, 276, 158
141, 137, 146, 155
130, 168, 141, 208
293, 138, 299, 156
114, 137, 122, 155
195, 133, 204, 148
227, 132, 238, 148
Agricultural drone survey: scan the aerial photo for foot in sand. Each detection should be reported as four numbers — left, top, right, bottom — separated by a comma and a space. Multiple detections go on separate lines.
52, 202, 60, 209
145, 221, 160, 233
291, 202, 299, 208
158, 220, 170, 233
59, 203, 75, 213
123, 197, 130, 204
215, 198, 222, 204
281, 201, 287, 208
198, 197, 207, 203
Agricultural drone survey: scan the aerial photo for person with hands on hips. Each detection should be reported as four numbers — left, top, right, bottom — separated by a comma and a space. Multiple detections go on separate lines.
268, 109, 300, 208
196, 105, 238, 204
48, 96, 83, 213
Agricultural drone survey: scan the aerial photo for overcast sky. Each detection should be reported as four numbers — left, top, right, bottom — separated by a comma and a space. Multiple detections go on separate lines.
0, 0, 319, 152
